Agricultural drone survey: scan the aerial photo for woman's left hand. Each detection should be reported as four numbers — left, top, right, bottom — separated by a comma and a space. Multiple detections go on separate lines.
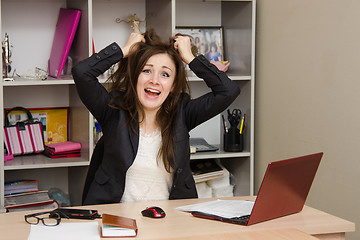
174, 36, 195, 64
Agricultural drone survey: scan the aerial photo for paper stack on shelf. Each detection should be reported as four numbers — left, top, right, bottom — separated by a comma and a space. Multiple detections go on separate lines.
191, 159, 234, 198
5, 190, 59, 212
5, 180, 39, 196
43, 141, 81, 158
195, 182, 213, 198
191, 159, 225, 183
207, 169, 234, 198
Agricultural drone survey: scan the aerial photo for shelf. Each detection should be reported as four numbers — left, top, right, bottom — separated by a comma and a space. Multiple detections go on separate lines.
188, 75, 251, 82
4, 155, 89, 170
2, 75, 251, 86
2, 75, 75, 86
190, 145, 251, 160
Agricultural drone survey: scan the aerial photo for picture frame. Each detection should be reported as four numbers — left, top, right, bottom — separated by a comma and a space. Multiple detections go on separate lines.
5, 107, 69, 145
175, 26, 225, 62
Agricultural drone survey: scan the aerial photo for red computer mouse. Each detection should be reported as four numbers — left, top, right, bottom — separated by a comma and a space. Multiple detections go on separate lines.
141, 206, 166, 218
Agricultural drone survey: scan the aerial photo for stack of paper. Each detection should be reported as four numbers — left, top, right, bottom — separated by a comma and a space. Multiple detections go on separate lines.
43, 141, 81, 158
191, 159, 225, 183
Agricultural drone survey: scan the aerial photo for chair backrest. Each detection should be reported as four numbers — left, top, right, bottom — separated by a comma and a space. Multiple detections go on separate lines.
82, 136, 104, 205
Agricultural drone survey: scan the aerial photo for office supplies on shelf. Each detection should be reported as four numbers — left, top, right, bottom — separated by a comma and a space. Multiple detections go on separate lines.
191, 159, 225, 183
224, 126, 243, 152
48, 8, 81, 79
224, 108, 244, 152
227, 109, 241, 128
178, 152, 323, 225
4, 107, 45, 156
189, 138, 218, 152
221, 114, 227, 133
5, 190, 58, 212
4, 153, 13, 162
240, 114, 245, 134
101, 213, 138, 237
43, 141, 81, 158
45, 141, 81, 153
5, 179, 39, 196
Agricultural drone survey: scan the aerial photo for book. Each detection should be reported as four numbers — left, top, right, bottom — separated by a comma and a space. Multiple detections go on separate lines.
5, 190, 59, 212
6, 200, 59, 212
44, 141, 81, 158
191, 159, 225, 182
101, 213, 138, 237
48, 8, 81, 78
45, 141, 81, 153
4, 180, 39, 196
43, 149, 81, 158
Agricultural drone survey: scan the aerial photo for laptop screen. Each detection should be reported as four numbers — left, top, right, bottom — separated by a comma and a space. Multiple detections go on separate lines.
247, 152, 323, 225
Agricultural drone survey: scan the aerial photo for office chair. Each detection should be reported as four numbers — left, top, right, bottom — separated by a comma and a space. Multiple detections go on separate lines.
82, 136, 104, 205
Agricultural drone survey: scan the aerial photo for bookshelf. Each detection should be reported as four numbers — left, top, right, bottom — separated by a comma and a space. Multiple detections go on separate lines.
0, 0, 255, 210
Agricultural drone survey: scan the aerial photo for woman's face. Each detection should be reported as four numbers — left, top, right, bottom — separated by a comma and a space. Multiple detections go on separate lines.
137, 53, 176, 114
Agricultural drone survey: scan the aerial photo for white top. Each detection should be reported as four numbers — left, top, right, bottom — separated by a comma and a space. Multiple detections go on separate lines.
121, 128, 173, 202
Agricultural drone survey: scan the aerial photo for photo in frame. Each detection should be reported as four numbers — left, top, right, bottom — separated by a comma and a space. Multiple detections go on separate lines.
5, 107, 69, 145
175, 26, 225, 62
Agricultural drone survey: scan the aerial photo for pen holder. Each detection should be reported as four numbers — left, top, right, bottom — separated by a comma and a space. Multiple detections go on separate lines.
223, 127, 243, 152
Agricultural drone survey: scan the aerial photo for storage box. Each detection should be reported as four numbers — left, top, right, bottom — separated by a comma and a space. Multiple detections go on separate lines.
211, 184, 234, 198
196, 182, 212, 198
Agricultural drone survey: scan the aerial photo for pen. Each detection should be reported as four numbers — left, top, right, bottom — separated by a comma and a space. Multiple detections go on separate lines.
222, 115, 228, 133
239, 114, 246, 134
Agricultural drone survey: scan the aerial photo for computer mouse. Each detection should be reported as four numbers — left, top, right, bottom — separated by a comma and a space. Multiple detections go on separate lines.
141, 206, 166, 218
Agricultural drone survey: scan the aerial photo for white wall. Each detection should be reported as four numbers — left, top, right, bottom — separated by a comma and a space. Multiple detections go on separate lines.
255, 1, 360, 239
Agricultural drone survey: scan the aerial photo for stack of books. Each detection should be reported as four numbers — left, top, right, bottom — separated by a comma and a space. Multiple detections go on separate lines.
5, 190, 58, 212
43, 141, 81, 158
5, 180, 39, 196
190, 159, 225, 183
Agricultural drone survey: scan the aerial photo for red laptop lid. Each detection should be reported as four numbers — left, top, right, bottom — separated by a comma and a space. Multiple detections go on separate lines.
247, 152, 323, 225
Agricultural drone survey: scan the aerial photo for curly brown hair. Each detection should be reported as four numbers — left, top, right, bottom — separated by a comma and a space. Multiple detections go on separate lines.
107, 29, 191, 172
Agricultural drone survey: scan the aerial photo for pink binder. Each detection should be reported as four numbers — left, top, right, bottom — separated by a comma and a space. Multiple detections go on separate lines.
48, 8, 81, 78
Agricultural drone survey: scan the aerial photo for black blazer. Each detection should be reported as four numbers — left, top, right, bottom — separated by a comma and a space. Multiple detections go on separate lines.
72, 42, 240, 205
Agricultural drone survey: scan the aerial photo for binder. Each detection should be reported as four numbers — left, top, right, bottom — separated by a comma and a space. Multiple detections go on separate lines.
48, 8, 81, 78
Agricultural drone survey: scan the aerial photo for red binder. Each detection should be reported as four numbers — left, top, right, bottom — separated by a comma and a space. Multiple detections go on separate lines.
48, 8, 81, 78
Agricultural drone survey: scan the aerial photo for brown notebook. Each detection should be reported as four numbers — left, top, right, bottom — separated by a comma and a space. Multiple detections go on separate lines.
101, 213, 138, 237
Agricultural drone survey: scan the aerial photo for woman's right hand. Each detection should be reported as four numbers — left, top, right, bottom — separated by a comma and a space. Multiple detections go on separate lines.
122, 32, 145, 58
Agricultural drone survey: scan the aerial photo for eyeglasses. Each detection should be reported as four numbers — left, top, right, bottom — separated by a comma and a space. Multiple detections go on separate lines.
24, 210, 61, 226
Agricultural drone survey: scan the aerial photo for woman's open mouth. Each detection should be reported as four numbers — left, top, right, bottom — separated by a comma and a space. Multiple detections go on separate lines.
145, 88, 161, 97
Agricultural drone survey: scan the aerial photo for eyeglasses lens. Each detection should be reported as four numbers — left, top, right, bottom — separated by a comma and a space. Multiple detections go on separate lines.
25, 212, 61, 226
42, 215, 60, 226
25, 216, 39, 225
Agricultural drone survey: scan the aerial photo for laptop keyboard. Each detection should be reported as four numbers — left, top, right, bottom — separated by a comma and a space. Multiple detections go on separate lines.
231, 215, 250, 221
229, 215, 250, 224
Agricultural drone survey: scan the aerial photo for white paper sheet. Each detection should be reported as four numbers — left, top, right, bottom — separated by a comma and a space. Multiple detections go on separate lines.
28, 221, 100, 240
176, 199, 255, 218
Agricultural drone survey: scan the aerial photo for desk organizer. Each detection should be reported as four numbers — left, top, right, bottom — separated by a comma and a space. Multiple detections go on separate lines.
223, 127, 243, 152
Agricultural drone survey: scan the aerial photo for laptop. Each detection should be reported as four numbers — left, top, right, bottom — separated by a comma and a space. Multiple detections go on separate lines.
189, 152, 323, 225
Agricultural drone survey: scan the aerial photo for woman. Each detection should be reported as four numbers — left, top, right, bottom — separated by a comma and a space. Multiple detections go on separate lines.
72, 30, 240, 205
